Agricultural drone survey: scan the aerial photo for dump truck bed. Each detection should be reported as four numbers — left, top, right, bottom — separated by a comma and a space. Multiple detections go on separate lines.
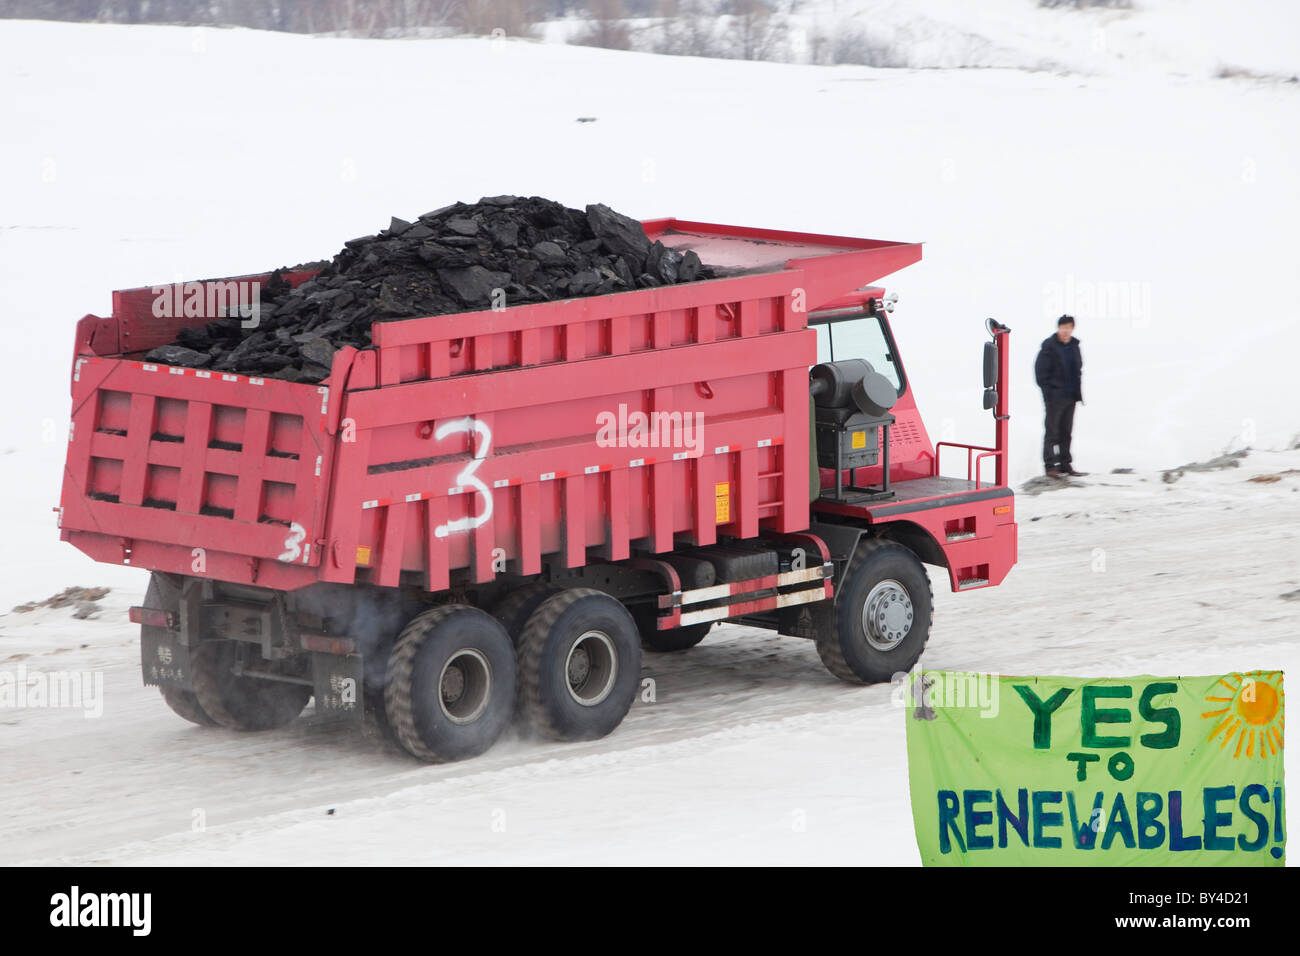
59, 219, 921, 593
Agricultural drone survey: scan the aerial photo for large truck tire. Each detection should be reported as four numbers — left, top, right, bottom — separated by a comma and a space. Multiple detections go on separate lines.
490, 583, 559, 642
815, 538, 932, 684
159, 683, 217, 727
516, 588, 641, 741
191, 640, 313, 731
384, 605, 517, 762
142, 575, 216, 727
634, 612, 713, 653
631, 555, 714, 652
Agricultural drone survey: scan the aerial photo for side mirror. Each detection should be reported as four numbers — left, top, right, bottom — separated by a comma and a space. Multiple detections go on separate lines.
982, 341, 998, 389
982, 388, 998, 411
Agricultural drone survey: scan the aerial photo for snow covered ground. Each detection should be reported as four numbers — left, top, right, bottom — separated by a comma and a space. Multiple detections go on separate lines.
3, 448, 1296, 865
0, 11, 1296, 864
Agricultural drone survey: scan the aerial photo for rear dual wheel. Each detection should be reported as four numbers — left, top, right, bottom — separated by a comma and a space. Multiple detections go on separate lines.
142, 576, 216, 727
516, 588, 641, 741
384, 605, 517, 762
634, 614, 712, 653
191, 640, 313, 731
144, 574, 313, 731
159, 681, 216, 727
490, 583, 559, 642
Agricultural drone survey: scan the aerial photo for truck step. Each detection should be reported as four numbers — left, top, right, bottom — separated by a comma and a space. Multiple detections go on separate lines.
956, 577, 989, 590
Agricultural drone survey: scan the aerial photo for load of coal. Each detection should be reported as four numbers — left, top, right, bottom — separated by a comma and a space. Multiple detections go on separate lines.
145, 197, 715, 383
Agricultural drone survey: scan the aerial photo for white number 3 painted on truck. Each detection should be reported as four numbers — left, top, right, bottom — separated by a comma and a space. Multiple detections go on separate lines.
278, 522, 307, 563
434, 417, 494, 539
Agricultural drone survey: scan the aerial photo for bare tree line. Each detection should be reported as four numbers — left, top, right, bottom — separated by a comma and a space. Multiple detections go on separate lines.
571, 1, 904, 67
0, 0, 907, 65
0, 0, 551, 35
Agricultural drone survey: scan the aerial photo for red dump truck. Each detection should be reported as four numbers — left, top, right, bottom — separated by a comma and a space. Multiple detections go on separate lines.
59, 219, 1016, 761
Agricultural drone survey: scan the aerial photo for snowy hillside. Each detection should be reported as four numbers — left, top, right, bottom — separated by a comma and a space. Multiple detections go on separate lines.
544, 0, 1300, 78
785, 0, 1300, 76
1, 17, 1297, 611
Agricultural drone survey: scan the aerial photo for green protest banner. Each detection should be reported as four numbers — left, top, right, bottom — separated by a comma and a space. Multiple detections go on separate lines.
904, 671, 1285, 865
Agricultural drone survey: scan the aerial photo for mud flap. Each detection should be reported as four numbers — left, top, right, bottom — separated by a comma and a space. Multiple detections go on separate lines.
140, 626, 195, 690
311, 652, 365, 727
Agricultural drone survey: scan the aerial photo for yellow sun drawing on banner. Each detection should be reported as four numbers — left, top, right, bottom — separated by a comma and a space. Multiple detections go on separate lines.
1203, 671, 1285, 759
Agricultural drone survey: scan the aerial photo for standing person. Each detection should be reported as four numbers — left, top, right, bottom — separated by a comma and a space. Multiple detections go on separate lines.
1035, 315, 1086, 477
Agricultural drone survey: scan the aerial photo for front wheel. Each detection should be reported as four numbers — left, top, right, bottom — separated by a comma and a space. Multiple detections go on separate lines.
815, 539, 932, 684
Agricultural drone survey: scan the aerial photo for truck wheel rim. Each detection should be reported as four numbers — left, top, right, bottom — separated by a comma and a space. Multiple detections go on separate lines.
439, 649, 492, 724
565, 631, 616, 707
862, 579, 913, 651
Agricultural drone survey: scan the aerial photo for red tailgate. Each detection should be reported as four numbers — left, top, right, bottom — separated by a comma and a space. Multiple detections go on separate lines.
59, 356, 335, 569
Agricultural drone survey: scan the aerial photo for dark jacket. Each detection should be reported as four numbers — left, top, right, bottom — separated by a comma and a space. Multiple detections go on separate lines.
1035, 334, 1083, 403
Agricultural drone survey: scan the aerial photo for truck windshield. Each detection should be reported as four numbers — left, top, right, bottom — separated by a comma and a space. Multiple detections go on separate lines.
813, 314, 904, 394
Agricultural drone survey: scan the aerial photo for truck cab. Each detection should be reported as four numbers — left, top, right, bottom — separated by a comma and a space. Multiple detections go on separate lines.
807, 295, 1017, 595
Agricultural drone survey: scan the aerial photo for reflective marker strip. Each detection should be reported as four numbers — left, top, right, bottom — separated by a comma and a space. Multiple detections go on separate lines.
676, 586, 824, 628
362, 437, 786, 510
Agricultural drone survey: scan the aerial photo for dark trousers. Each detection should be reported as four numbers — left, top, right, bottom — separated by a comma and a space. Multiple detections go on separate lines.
1043, 399, 1076, 472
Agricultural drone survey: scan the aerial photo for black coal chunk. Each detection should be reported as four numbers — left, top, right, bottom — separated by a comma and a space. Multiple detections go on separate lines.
439, 265, 511, 307
144, 344, 211, 368
148, 197, 716, 383
174, 326, 211, 350
298, 337, 337, 369
586, 203, 652, 272
531, 241, 567, 266
643, 240, 684, 284
678, 250, 703, 283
